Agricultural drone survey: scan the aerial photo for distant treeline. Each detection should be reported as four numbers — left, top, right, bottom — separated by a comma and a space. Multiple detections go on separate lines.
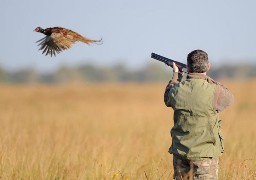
0, 62, 256, 84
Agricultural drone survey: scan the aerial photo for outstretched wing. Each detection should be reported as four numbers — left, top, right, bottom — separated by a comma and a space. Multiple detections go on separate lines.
36, 33, 75, 57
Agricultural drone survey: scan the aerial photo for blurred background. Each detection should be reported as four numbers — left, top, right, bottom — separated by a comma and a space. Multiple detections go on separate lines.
0, 0, 256, 83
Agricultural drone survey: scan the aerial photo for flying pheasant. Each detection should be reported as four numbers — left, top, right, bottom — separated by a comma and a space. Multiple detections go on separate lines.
34, 27, 102, 57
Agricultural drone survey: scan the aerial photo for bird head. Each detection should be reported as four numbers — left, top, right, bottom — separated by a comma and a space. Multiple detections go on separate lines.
34, 27, 44, 33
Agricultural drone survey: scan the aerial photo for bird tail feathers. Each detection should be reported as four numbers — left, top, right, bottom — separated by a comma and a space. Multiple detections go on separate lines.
80, 36, 103, 45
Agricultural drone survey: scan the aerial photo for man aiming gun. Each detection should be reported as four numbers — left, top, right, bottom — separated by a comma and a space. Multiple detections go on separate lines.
163, 50, 234, 179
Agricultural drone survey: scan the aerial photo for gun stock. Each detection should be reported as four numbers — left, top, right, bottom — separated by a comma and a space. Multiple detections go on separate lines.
151, 53, 187, 71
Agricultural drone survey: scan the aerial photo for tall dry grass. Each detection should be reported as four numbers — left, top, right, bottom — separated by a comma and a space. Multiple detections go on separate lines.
0, 81, 255, 179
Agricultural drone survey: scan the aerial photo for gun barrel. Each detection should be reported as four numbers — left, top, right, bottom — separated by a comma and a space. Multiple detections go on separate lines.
151, 53, 187, 69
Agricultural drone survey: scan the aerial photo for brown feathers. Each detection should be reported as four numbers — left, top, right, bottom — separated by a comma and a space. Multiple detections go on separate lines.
34, 27, 102, 57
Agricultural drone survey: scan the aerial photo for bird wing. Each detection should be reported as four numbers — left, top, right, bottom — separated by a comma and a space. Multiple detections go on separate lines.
36, 32, 76, 57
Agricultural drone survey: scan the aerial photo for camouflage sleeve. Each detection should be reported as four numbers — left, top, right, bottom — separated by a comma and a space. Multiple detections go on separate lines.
214, 84, 234, 112
164, 72, 182, 107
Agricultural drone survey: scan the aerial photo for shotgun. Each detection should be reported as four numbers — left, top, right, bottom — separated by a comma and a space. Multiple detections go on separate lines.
151, 53, 187, 72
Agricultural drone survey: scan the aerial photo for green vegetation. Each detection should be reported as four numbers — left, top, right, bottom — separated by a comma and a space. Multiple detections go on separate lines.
0, 62, 255, 83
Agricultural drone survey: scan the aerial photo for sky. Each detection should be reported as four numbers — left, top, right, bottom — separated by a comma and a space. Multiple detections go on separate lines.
0, 0, 256, 72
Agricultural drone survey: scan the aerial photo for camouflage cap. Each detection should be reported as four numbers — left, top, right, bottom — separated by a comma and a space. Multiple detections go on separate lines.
187, 50, 209, 73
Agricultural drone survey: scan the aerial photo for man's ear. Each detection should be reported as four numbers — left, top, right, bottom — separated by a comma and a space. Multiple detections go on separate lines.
207, 63, 211, 72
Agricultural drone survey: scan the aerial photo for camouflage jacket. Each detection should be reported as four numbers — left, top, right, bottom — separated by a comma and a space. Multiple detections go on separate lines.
164, 72, 234, 160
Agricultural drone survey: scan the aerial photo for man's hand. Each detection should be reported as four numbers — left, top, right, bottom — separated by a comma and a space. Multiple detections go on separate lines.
172, 62, 179, 73
172, 62, 184, 82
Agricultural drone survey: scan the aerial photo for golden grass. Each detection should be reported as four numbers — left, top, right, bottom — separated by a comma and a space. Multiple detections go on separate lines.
0, 81, 255, 179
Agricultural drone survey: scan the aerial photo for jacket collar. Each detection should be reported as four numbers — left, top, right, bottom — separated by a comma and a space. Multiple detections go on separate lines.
187, 73, 207, 80
187, 73, 218, 84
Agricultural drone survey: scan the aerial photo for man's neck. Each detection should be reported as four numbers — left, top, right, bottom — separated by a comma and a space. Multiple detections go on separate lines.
188, 72, 207, 75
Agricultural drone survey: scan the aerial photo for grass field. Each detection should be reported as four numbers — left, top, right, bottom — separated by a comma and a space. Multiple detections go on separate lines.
0, 81, 255, 179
